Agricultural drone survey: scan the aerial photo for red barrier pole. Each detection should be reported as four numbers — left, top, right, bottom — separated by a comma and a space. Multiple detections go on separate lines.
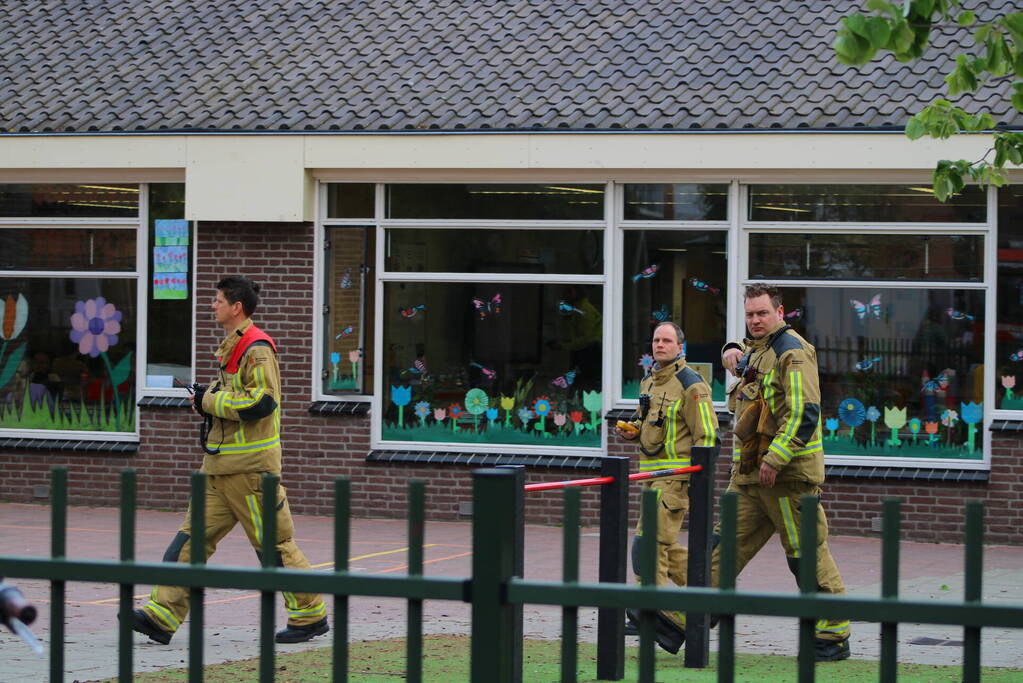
523, 465, 701, 492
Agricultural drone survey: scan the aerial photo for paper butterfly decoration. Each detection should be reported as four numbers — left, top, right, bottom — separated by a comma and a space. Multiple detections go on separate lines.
850, 294, 882, 320
650, 304, 669, 323
334, 325, 354, 339
557, 300, 585, 316
633, 264, 659, 281
946, 308, 974, 321
469, 361, 496, 380
1010, 349, 1023, 362
855, 357, 881, 371
471, 293, 502, 319
339, 268, 352, 289
785, 308, 803, 320
550, 368, 578, 389
922, 373, 949, 392
689, 277, 719, 294
400, 304, 425, 319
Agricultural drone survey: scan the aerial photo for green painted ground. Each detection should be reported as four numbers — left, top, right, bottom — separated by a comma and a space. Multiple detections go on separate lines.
101, 635, 1023, 682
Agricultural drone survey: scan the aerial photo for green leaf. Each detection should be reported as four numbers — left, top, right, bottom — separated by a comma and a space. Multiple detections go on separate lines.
988, 37, 1012, 77
867, 0, 900, 18
0, 344, 26, 389
865, 16, 893, 47
905, 116, 927, 139
1002, 13, 1023, 46
834, 32, 875, 65
844, 13, 870, 39
956, 11, 975, 27
892, 22, 916, 55
110, 351, 134, 387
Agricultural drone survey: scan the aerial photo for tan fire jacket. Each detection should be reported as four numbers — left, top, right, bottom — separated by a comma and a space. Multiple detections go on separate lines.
630, 357, 719, 480
200, 318, 283, 475
724, 325, 824, 485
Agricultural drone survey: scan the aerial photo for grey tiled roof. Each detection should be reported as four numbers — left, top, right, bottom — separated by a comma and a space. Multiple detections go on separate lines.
1, 0, 1020, 133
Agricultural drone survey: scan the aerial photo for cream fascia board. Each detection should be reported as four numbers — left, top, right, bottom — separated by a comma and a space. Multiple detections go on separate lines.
0, 136, 186, 170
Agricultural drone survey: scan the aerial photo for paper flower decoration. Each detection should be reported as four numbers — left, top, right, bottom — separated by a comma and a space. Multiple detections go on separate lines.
70, 296, 122, 357
414, 401, 430, 420
465, 389, 489, 415
0, 293, 28, 340
532, 396, 553, 417
838, 398, 866, 428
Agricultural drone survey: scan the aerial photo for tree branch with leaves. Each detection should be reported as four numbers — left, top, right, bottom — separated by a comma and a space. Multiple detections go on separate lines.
833, 0, 1023, 200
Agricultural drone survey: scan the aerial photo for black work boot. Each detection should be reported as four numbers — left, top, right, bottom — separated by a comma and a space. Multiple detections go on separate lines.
122, 608, 172, 644
623, 620, 639, 636
625, 608, 685, 654
815, 637, 851, 662
275, 617, 329, 643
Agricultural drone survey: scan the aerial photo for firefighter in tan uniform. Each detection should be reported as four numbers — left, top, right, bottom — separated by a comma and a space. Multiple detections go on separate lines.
715, 283, 851, 662
616, 322, 718, 654
128, 276, 328, 645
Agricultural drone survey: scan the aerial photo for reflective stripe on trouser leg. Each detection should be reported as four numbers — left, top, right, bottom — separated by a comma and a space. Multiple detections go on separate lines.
764, 482, 850, 641
239, 482, 327, 626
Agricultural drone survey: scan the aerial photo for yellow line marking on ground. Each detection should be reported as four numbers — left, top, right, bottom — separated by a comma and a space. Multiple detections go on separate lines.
309, 544, 439, 569
377, 551, 473, 574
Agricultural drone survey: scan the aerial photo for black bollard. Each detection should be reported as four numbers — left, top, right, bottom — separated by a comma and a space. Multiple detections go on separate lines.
596, 456, 629, 680
684, 444, 719, 668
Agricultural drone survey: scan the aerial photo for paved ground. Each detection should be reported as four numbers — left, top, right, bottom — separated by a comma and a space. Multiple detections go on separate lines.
1, 501, 1022, 681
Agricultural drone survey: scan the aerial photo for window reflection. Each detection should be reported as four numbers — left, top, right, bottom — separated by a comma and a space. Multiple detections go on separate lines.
771, 286, 984, 460
381, 282, 603, 447
623, 184, 728, 221
996, 185, 1023, 409
386, 184, 604, 220
0, 184, 139, 218
749, 185, 986, 223
324, 227, 375, 395
622, 230, 727, 400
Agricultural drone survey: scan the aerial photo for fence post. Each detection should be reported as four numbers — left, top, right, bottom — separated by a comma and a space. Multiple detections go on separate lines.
471, 468, 519, 683
684, 444, 719, 668
596, 456, 629, 681
495, 465, 525, 683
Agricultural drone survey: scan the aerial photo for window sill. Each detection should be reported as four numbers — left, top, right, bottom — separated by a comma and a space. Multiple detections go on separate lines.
138, 396, 192, 409
989, 419, 1023, 432
825, 464, 988, 483
309, 401, 371, 416
367, 449, 607, 469
0, 437, 138, 453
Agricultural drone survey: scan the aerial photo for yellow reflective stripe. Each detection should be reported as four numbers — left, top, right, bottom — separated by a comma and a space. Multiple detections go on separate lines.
664, 401, 680, 459
762, 369, 776, 412
223, 365, 266, 408
769, 440, 796, 463
283, 591, 298, 610
143, 601, 180, 630
286, 601, 327, 618
816, 619, 851, 636
697, 401, 716, 446
639, 457, 691, 470
247, 494, 263, 546
217, 435, 280, 454
778, 496, 800, 558
780, 370, 803, 445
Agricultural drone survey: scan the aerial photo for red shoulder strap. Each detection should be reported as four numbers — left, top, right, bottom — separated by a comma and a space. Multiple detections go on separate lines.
225, 325, 277, 374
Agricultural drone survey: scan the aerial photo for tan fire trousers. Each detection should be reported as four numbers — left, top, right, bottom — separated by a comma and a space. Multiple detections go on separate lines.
142, 472, 327, 633
634, 479, 689, 629
711, 480, 850, 641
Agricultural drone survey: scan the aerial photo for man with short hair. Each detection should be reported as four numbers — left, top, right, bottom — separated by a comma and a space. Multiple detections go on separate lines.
128, 276, 328, 645
717, 283, 851, 662
616, 321, 718, 654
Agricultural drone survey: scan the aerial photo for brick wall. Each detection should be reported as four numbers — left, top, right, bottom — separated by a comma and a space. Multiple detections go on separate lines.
1, 221, 1021, 546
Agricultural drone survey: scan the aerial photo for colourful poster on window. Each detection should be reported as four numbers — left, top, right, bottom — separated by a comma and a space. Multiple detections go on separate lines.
153, 219, 189, 300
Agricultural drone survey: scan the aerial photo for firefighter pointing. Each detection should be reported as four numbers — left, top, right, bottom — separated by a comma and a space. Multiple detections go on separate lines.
716, 283, 851, 662
127, 276, 328, 645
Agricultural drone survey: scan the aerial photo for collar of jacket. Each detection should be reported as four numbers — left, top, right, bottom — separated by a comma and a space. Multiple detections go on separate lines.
649, 355, 687, 385
747, 324, 792, 352
217, 318, 254, 364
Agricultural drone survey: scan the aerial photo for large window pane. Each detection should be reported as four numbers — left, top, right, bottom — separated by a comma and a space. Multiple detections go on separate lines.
0, 184, 139, 218
385, 228, 603, 274
323, 227, 375, 395
623, 230, 727, 400
623, 184, 728, 221
748, 185, 986, 222
381, 282, 602, 447
326, 183, 374, 219
386, 184, 604, 220
749, 233, 983, 281
996, 185, 1023, 410
0, 227, 136, 271
0, 277, 136, 433
145, 184, 192, 389
766, 286, 984, 461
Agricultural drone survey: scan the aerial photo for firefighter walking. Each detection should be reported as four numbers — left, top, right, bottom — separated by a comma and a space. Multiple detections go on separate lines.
716, 283, 851, 662
128, 276, 328, 645
616, 321, 718, 654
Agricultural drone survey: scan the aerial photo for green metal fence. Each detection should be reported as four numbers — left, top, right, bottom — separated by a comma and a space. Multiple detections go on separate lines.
2, 465, 1023, 683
